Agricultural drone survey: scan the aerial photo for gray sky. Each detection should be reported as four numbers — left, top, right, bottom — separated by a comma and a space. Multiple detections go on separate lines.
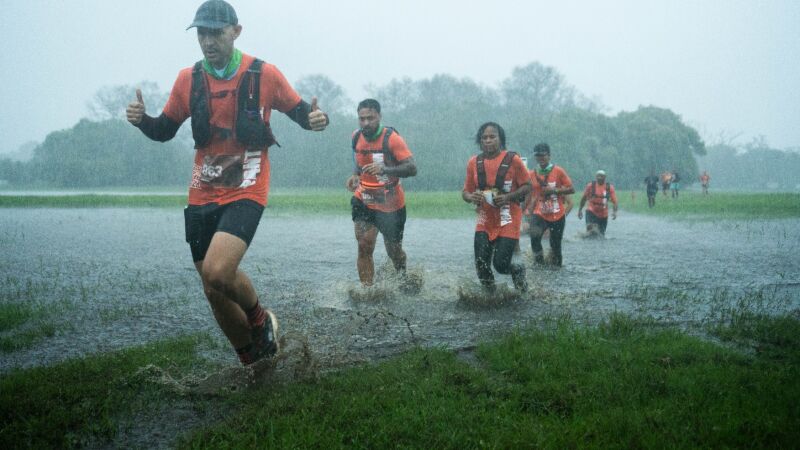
2, 0, 798, 155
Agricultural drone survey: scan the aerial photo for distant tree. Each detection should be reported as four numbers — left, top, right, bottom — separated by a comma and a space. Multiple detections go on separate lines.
25, 119, 192, 188
501, 62, 578, 117
87, 81, 168, 121
294, 74, 350, 115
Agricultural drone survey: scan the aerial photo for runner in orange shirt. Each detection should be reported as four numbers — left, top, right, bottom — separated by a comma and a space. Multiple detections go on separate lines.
126, 1, 329, 366
463, 122, 531, 292
525, 143, 574, 267
700, 170, 711, 195
345, 99, 417, 291
660, 170, 672, 197
577, 170, 618, 237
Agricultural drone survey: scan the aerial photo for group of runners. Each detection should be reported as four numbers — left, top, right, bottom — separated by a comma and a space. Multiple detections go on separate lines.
644, 169, 710, 208
126, 0, 621, 366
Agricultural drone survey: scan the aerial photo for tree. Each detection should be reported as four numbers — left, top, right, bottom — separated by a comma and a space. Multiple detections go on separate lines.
501, 62, 578, 118
294, 74, 350, 115
87, 81, 168, 121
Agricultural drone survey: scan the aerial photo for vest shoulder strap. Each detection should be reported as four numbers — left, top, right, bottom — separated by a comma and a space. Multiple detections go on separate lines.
590, 181, 612, 199
352, 127, 397, 160
476, 151, 516, 191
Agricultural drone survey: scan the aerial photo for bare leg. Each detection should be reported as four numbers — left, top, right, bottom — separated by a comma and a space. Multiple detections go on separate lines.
354, 221, 379, 286
195, 231, 258, 349
384, 240, 407, 274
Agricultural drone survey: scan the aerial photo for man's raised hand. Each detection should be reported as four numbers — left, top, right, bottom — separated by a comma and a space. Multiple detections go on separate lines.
126, 88, 146, 125
308, 96, 328, 131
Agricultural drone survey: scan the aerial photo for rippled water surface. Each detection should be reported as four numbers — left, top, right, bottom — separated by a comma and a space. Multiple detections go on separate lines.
2, 208, 798, 372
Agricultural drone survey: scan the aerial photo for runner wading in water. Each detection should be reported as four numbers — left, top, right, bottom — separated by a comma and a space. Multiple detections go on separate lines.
644, 170, 660, 208
577, 170, 618, 237
525, 143, 574, 267
345, 99, 418, 291
462, 122, 531, 292
126, 0, 329, 365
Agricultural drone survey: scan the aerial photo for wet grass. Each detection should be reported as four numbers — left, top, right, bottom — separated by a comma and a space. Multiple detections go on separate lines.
4, 190, 798, 220
0, 302, 58, 353
0, 334, 220, 448
619, 191, 800, 219
2, 311, 797, 448
180, 313, 799, 448
0, 194, 188, 208
0, 190, 476, 218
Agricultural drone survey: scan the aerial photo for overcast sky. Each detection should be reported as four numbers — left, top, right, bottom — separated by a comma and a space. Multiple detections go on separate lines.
2, 0, 798, 155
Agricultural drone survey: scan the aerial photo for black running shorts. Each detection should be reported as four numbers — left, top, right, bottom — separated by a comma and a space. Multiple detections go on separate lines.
351, 197, 406, 243
184, 199, 264, 262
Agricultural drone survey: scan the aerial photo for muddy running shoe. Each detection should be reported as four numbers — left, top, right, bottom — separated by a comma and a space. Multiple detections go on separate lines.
251, 310, 280, 363
511, 270, 528, 293
533, 252, 545, 265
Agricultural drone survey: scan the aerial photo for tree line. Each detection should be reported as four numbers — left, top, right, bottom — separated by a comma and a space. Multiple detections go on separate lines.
0, 62, 707, 191
696, 139, 800, 191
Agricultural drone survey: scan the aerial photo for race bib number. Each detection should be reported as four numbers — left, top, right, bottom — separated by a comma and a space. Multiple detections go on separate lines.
199, 154, 243, 187
361, 186, 388, 205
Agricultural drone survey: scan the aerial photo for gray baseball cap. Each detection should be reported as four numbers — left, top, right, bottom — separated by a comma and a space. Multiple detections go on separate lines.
187, 0, 238, 30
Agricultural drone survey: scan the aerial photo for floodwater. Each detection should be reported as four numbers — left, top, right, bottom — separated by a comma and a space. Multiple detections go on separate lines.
1, 208, 799, 375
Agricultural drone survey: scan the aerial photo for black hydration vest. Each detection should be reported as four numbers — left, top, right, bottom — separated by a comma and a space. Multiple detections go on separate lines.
189, 59, 275, 149
590, 181, 612, 199
351, 127, 398, 178
477, 151, 517, 191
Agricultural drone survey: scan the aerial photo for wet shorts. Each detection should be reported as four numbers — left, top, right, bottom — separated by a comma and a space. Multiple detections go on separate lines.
351, 197, 406, 243
184, 199, 264, 262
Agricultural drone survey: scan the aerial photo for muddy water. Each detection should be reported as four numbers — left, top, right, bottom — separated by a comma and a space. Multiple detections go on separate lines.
1, 208, 799, 373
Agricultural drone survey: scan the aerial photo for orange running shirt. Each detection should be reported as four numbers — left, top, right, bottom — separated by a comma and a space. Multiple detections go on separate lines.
352, 128, 414, 213
463, 151, 531, 240
583, 181, 617, 219
162, 53, 302, 206
526, 165, 573, 222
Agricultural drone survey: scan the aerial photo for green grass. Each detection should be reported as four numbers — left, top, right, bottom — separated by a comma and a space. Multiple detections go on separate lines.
3, 314, 797, 448
619, 191, 800, 219
0, 302, 58, 353
0, 334, 219, 448
0, 190, 477, 218
2, 189, 798, 220
0, 302, 36, 332
180, 314, 800, 449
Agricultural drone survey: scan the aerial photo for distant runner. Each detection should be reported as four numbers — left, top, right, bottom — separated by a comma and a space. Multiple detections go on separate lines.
345, 99, 418, 292
660, 170, 672, 197
462, 122, 531, 292
525, 143, 574, 267
644, 170, 660, 208
700, 170, 711, 195
577, 170, 618, 237
671, 171, 681, 198
125, 0, 329, 366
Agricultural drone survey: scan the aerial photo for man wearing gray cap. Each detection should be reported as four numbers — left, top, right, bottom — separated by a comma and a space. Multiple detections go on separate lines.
126, 0, 329, 366
578, 170, 618, 237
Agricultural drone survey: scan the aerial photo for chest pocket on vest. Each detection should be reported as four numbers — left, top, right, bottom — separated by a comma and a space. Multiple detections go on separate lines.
200, 154, 243, 187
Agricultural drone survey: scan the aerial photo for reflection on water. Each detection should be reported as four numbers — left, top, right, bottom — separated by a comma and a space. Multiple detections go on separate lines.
1, 208, 798, 372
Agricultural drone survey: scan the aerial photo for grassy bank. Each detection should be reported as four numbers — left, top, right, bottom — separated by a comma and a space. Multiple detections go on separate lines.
2, 312, 798, 448
0, 190, 476, 219
1, 190, 798, 220
0, 334, 221, 448
618, 191, 800, 219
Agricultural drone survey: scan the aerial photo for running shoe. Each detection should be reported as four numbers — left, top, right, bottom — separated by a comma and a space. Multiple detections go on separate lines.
251, 309, 280, 363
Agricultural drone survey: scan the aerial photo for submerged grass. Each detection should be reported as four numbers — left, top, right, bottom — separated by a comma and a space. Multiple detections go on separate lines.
0, 334, 219, 448
0, 302, 58, 353
619, 191, 800, 219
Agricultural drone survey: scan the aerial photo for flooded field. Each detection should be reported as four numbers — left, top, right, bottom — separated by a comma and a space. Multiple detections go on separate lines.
1, 208, 799, 373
